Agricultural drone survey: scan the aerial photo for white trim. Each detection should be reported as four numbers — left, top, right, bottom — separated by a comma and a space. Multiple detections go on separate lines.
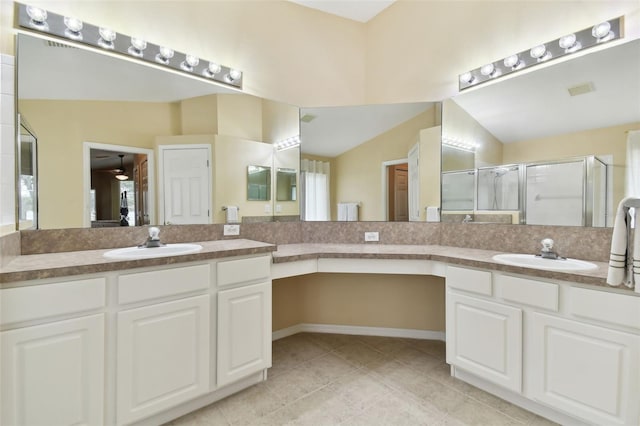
381, 158, 409, 221
83, 142, 155, 228
157, 144, 213, 226
272, 323, 445, 342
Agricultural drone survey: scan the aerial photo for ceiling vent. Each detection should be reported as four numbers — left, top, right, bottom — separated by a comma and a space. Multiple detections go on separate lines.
45, 40, 76, 48
300, 114, 316, 123
568, 82, 595, 97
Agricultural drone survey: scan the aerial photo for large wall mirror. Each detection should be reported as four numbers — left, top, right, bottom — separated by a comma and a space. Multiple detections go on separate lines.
299, 102, 442, 221
442, 39, 640, 227
17, 33, 300, 229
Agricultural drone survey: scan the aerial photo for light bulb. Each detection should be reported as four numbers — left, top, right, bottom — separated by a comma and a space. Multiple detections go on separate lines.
592, 21, 614, 42
63, 16, 83, 40
26, 6, 48, 30
155, 46, 174, 65
480, 63, 496, 77
225, 69, 242, 83
128, 37, 147, 57
503, 54, 524, 70
530, 44, 551, 61
208, 62, 221, 74
559, 33, 581, 53
180, 55, 199, 72
459, 72, 475, 85
98, 27, 116, 49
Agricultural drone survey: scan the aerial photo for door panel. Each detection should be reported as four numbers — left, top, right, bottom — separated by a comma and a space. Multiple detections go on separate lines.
162, 147, 210, 225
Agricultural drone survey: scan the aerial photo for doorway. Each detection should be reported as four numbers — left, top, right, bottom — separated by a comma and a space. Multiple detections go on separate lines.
388, 163, 409, 221
83, 142, 155, 228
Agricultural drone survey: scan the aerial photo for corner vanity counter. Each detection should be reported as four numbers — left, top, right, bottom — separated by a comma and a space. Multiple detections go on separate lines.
271, 243, 639, 426
0, 239, 275, 426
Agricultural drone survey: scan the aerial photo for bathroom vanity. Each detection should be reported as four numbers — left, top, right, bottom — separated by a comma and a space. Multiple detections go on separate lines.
0, 240, 274, 426
1, 239, 639, 426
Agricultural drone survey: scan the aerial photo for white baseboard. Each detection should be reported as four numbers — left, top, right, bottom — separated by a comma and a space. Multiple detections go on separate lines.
272, 323, 445, 341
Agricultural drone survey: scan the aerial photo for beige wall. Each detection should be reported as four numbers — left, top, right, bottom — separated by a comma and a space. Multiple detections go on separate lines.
334, 108, 437, 221
179, 95, 218, 135
19, 99, 179, 229
504, 122, 640, 210
273, 274, 446, 332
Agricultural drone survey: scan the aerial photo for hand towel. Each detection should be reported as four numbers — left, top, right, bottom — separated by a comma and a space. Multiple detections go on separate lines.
225, 206, 239, 223
633, 207, 640, 292
426, 206, 440, 222
337, 202, 359, 221
607, 197, 638, 288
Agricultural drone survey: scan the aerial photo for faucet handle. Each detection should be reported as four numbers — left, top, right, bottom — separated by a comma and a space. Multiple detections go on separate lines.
541, 238, 554, 252
149, 226, 160, 241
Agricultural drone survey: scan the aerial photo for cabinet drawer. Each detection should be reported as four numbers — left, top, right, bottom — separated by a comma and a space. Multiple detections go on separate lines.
118, 264, 210, 305
570, 287, 640, 330
446, 265, 492, 296
1, 278, 106, 326
495, 274, 558, 311
217, 255, 271, 287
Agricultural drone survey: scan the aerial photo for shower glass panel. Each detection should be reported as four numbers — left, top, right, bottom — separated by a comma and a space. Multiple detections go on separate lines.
589, 157, 607, 227
477, 165, 520, 211
442, 170, 475, 211
525, 160, 585, 226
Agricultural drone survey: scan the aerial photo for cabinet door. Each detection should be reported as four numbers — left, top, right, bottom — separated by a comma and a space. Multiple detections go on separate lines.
446, 290, 523, 392
1, 314, 105, 426
117, 295, 210, 425
530, 313, 640, 425
217, 281, 272, 387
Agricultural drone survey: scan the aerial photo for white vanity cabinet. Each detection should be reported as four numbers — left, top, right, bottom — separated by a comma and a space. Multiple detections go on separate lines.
115, 263, 212, 425
445, 265, 640, 426
216, 255, 272, 387
445, 266, 523, 392
0, 277, 107, 426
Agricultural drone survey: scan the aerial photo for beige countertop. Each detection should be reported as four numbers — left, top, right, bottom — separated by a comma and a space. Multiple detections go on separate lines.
0, 239, 275, 286
1, 240, 633, 293
272, 243, 624, 290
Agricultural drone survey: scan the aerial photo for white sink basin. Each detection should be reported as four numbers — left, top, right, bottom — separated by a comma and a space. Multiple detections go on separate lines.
492, 253, 598, 272
104, 243, 203, 260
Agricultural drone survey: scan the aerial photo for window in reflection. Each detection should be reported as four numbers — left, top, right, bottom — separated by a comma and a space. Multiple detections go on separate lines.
247, 165, 271, 201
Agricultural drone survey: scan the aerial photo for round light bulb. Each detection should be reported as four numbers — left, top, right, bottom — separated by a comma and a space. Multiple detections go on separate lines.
186, 55, 199, 67
208, 62, 222, 74
592, 21, 611, 39
98, 27, 116, 42
503, 54, 519, 68
130, 37, 147, 51
530, 44, 551, 61
480, 63, 495, 77
229, 69, 242, 80
559, 34, 576, 49
459, 72, 474, 85
64, 16, 83, 33
26, 6, 47, 23
159, 46, 174, 59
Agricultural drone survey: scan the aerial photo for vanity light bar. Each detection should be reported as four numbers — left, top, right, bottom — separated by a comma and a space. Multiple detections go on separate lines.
458, 16, 623, 91
275, 135, 301, 151
17, 3, 243, 89
442, 137, 477, 152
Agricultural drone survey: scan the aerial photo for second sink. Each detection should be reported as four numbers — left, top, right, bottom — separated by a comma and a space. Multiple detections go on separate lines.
492, 253, 598, 272
104, 243, 203, 260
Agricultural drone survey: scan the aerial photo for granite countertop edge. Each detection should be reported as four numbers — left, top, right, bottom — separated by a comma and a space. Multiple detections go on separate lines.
1, 241, 633, 293
271, 243, 629, 291
0, 239, 275, 286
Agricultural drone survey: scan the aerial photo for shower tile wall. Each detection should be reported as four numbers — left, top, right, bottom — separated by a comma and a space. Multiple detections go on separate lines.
0, 54, 15, 233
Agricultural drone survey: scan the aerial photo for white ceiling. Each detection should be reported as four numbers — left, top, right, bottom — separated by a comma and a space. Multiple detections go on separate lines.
288, 0, 395, 22
452, 39, 640, 144
300, 102, 434, 157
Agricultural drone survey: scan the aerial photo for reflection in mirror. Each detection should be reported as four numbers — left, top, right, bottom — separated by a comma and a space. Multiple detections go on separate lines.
17, 34, 300, 228
18, 115, 37, 230
300, 102, 441, 221
276, 168, 297, 202
443, 39, 640, 227
247, 165, 271, 201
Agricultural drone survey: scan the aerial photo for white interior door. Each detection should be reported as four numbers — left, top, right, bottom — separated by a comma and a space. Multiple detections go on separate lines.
408, 143, 420, 221
161, 146, 211, 225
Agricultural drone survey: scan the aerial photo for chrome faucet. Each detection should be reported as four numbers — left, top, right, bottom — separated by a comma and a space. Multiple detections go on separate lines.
139, 226, 165, 248
463, 214, 473, 223
537, 238, 565, 260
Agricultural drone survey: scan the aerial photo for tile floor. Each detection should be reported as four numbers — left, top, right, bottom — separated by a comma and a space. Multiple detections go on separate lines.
168, 333, 557, 426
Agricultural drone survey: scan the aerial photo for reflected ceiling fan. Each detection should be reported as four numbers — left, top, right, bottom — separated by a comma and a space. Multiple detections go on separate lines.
93, 154, 129, 180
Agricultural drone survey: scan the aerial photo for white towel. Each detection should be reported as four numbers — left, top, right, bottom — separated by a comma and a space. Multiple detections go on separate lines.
633, 207, 640, 291
607, 198, 638, 288
225, 206, 239, 223
337, 202, 358, 221
426, 206, 440, 222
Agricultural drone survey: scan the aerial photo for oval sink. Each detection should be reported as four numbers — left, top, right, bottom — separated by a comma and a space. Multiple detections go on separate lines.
104, 243, 203, 260
492, 253, 598, 272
